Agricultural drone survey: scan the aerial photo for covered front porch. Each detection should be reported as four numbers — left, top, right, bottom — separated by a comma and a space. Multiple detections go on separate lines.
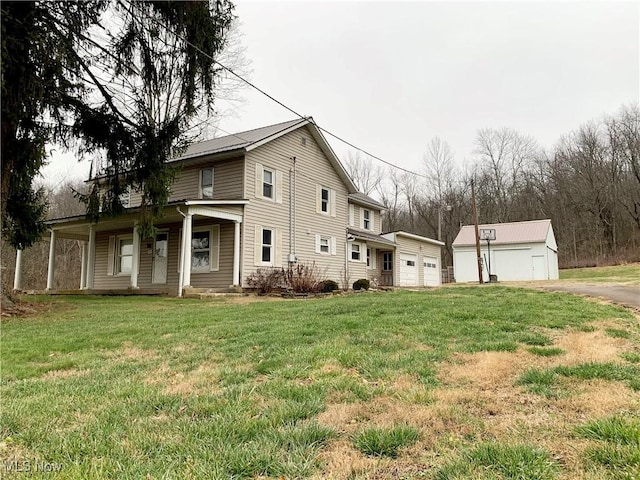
346, 228, 397, 287
13, 201, 246, 297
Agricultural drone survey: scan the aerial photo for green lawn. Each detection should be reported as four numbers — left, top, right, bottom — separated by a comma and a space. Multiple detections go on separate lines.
1, 287, 639, 479
559, 263, 640, 284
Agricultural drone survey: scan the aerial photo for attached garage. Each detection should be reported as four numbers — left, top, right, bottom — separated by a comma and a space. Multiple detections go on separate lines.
381, 231, 444, 287
423, 256, 439, 286
452, 219, 559, 283
399, 253, 418, 286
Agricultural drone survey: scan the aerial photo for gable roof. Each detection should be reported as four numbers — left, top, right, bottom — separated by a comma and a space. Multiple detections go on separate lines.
452, 219, 553, 247
348, 192, 386, 210
172, 117, 358, 193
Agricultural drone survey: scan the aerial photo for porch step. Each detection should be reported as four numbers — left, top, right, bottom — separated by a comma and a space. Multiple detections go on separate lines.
182, 287, 246, 299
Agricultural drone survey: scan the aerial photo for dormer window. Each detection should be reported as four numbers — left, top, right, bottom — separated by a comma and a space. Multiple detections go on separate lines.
200, 168, 214, 199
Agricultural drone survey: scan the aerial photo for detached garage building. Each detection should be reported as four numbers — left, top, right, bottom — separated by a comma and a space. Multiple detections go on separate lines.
452, 219, 559, 283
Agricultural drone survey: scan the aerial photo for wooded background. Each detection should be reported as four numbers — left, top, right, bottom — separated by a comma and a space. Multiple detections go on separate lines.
347, 104, 639, 270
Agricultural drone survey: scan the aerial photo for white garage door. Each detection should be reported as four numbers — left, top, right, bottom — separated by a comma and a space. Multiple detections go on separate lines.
399, 253, 418, 286
423, 256, 439, 286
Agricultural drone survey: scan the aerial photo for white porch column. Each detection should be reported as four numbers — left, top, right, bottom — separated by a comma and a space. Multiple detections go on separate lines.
182, 211, 193, 288
79, 242, 87, 290
46, 230, 56, 290
232, 221, 241, 286
130, 222, 140, 289
86, 225, 96, 289
13, 249, 23, 291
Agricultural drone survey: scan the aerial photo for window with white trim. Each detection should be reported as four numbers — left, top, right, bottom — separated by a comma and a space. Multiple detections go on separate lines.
351, 243, 362, 261
179, 225, 220, 273
261, 228, 273, 263
119, 186, 131, 208
316, 185, 336, 216
321, 188, 329, 213
363, 209, 371, 230
319, 237, 329, 253
263, 169, 274, 199
191, 230, 211, 271
117, 236, 133, 274
200, 168, 214, 199
315, 234, 336, 255
255, 163, 282, 203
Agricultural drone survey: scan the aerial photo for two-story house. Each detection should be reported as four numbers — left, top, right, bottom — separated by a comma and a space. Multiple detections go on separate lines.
28, 118, 443, 295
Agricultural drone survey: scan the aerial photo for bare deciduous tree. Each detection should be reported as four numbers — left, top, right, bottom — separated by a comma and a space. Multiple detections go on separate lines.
423, 136, 456, 202
343, 150, 383, 196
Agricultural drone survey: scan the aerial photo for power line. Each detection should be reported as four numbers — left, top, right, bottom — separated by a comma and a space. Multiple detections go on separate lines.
143, 9, 427, 179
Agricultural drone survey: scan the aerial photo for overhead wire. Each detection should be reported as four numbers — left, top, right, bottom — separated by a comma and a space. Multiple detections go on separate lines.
141, 7, 428, 179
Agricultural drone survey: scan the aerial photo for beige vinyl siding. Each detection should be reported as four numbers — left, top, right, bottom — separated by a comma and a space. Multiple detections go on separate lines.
92, 219, 236, 293
125, 157, 244, 207
348, 251, 367, 287
94, 228, 142, 290
393, 236, 441, 287
242, 126, 349, 285
188, 219, 236, 289
349, 203, 383, 234
169, 160, 244, 202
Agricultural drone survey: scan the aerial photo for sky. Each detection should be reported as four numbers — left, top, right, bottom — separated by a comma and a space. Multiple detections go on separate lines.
43, 0, 639, 186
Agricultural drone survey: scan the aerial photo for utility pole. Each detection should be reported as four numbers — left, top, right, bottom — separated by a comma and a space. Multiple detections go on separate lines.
471, 179, 483, 284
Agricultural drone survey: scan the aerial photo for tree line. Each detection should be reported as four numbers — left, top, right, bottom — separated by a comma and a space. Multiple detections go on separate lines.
345, 104, 640, 269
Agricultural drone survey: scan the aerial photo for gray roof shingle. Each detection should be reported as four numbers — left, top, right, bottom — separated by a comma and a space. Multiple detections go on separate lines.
348, 193, 386, 210
172, 118, 308, 161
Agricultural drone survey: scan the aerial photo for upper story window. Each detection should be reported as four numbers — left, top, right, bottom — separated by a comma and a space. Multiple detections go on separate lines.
263, 169, 274, 199
363, 209, 371, 230
200, 168, 214, 199
119, 186, 131, 208
317, 185, 335, 217
255, 163, 282, 203
321, 188, 329, 213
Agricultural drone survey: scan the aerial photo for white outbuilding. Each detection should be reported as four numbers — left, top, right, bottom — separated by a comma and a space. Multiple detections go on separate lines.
452, 219, 559, 283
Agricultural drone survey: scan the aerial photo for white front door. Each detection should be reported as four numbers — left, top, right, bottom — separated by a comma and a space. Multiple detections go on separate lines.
152, 232, 168, 284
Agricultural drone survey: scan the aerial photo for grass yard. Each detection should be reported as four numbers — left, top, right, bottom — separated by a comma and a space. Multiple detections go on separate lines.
559, 263, 640, 284
1, 287, 639, 479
